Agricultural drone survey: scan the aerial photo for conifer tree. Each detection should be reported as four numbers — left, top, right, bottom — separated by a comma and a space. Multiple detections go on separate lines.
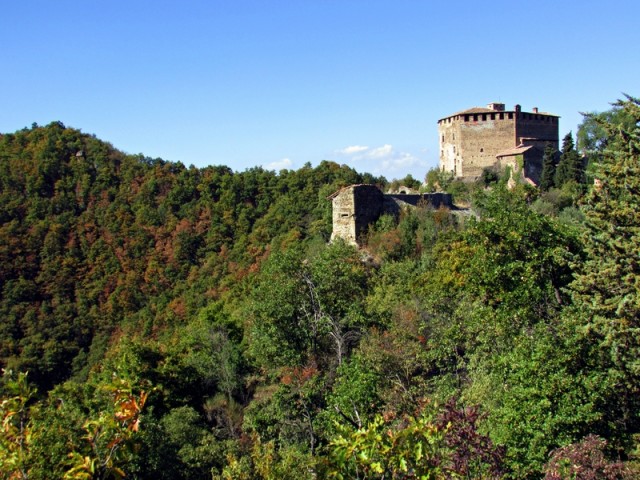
539, 143, 558, 191
570, 95, 640, 434
555, 132, 585, 187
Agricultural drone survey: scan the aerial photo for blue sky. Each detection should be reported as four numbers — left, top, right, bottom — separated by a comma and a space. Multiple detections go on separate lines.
2, 1, 638, 180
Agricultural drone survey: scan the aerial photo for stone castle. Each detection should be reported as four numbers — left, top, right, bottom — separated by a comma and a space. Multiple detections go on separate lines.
438, 102, 559, 184
330, 102, 558, 245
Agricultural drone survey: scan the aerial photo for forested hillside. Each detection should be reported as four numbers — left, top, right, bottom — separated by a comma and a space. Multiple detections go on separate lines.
1, 97, 639, 479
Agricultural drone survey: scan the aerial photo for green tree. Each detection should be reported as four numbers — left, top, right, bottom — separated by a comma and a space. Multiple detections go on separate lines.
469, 319, 611, 477
555, 132, 585, 188
213, 434, 316, 480
0, 370, 36, 479
539, 144, 558, 191
247, 241, 369, 370
325, 400, 503, 479
577, 101, 638, 158
570, 95, 640, 443
64, 375, 150, 480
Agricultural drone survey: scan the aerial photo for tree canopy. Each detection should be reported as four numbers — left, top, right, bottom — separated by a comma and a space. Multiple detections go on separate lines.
1, 99, 640, 479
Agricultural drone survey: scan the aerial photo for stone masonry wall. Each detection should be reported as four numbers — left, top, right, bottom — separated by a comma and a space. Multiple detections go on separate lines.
331, 186, 357, 244
353, 185, 385, 243
516, 113, 559, 150
458, 117, 515, 178
438, 118, 463, 174
330, 185, 453, 246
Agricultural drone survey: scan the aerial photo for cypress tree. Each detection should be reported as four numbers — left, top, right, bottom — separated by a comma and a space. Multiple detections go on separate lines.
539, 143, 558, 190
555, 132, 585, 187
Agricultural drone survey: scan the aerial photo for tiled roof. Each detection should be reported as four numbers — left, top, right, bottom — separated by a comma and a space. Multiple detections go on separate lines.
496, 145, 534, 157
450, 107, 495, 116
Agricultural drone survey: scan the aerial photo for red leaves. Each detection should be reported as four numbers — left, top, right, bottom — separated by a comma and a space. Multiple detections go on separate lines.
280, 366, 319, 387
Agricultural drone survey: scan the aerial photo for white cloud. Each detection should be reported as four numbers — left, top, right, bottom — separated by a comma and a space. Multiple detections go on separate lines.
333, 143, 428, 179
340, 145, 369, 155
265, 157, 293, 170
368, 144, 393, 158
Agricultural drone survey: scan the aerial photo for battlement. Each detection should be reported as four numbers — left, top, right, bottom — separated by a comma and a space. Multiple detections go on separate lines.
438, 104, 558, 125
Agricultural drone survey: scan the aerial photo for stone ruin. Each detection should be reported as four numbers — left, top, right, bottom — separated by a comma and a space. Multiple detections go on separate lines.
329, 184, 453, 246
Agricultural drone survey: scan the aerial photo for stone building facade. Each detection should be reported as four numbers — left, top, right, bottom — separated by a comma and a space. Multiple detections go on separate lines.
438, 103, 559, 184
329, 184, 453, 246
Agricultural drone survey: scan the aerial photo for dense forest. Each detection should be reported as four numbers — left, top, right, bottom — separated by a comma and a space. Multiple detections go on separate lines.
1, 96, 639, 479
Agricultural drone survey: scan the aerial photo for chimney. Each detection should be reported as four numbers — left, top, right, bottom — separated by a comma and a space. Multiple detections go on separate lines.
532, 107, 538, 113
514, 104, 521, 112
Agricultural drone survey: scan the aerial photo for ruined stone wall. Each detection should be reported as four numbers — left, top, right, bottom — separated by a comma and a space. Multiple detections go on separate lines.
331, 187, 357, 244
330, 185, 384, 245
354, 185, 385, 242
386, 192, 453, 209
331, 186, 454, 246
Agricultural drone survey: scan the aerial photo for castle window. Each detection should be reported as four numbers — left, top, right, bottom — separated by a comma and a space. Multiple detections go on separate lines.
482, 114, 487, 121
508, 113, 513, 119
473, 115, 478, 122
464, 115, 469, 122
480, 148, 484, 153
442, 135, 444, 142
500, 113, 504, 120
491, 113, 495, 120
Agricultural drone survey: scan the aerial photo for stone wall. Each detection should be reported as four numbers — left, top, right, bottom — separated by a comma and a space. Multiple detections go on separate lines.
386, 192, 453, 209
457, 117, 515, 178
330, 185, 453, 246
516, 112, 559, 148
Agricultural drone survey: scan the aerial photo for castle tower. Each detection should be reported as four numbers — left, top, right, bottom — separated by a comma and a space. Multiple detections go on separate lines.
438, 103, 559, 183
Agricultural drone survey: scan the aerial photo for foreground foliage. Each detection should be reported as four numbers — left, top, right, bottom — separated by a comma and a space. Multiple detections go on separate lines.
1, 96, 639, 478
326, 399, 503, 479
